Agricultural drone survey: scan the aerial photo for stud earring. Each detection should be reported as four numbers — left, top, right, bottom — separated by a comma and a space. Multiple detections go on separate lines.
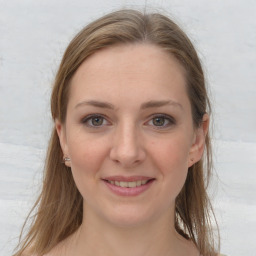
63, 156, 71, 163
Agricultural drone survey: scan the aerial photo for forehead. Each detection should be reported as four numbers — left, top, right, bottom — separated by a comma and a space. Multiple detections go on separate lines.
72, 43, 186, 82
69, 43, 189, 110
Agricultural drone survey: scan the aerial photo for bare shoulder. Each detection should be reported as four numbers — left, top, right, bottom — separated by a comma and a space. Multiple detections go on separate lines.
179, 237, 200, 256
19, 247, 60, 256
43, 245, 63, 256
43, 238, 71, 256
20, 243, 63, 256
200, 253, 227, 256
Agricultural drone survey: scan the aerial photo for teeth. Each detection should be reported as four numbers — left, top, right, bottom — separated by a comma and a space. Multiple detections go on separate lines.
109, 180, 150, 188
120, 181, 127, 187
136, 180, 142, 186
128, 181, 136, 188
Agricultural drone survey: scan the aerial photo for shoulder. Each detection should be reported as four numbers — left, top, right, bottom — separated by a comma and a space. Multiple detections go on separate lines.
200, 254, 227, 256
42, 239, 68, 256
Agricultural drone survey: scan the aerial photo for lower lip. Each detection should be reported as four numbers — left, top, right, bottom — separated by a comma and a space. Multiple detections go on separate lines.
103, 179, 155, 196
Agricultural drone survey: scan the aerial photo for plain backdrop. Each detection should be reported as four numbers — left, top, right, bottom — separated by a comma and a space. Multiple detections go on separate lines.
0, 1, 256, 255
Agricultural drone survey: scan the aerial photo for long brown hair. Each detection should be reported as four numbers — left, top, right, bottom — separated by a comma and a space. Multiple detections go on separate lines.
14, 9, 219, 256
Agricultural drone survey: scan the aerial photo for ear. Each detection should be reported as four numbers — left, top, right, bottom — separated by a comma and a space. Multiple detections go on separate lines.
188, 114, 209, 167
55, 119, 71, 167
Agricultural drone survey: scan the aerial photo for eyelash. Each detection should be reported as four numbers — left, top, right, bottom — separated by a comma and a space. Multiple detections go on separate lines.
81, 114, 176, 129
81, 114, 110, 128
146, 114, 176, 129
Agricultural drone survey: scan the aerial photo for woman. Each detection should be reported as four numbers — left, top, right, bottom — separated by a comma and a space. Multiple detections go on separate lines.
14, 9, 222, 256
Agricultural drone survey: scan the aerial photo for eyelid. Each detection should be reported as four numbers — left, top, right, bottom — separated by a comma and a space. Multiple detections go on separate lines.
81, 114, 111, 127
80, 113, 175, 129
145, 113, 176, 128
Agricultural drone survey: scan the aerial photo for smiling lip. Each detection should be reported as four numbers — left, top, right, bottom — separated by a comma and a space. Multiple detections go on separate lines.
102, 176, 155, 196
102, 175, 154, 182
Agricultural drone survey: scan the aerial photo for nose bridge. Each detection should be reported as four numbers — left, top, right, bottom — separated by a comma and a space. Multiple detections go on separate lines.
110, 118, 145, 167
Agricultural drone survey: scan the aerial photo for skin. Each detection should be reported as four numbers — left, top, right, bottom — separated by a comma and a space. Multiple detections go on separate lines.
54, 44, 209, 256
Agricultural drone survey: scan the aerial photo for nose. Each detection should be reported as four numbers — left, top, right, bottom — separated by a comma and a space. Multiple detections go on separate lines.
109, 122, 146, 168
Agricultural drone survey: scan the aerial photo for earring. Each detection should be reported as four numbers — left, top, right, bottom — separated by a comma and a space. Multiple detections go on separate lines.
63, 156, 71, 162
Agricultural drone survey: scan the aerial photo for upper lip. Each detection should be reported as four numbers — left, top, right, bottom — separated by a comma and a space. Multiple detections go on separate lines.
102, 176, 155, 182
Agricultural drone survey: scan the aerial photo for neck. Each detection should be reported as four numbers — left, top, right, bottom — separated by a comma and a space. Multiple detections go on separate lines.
65, 204, 191, 256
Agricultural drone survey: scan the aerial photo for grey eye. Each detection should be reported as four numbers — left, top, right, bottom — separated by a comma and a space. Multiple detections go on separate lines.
82, 115, 108, 127
91, 116, 104, 126
152, 117, 166, 126
147, 114, 176, 129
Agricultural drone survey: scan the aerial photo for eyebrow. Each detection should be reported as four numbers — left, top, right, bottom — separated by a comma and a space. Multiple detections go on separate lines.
75, 100, 115, 109
75, 99, 183, 110
140, 100, 183, 110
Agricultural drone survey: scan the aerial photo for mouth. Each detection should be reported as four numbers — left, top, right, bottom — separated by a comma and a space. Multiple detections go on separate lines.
104, 179, 154, 188
101, 176, 155, 196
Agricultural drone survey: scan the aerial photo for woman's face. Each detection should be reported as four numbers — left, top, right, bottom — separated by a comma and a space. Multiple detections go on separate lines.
56, 44, 206, 227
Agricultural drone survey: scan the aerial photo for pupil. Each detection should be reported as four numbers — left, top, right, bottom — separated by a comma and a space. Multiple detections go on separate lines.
153, 117, 164, 126
92, 117, 103, 126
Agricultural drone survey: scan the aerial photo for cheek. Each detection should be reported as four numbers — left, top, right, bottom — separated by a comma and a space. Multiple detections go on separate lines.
67, 133, 109, 176
152, 135, 191, 170
158, 145, 189, 184
150, 136, 191, 195
67, 135, 110, 201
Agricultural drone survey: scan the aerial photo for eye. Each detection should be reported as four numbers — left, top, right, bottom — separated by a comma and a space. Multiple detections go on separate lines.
81, 114, 110, 127
146, 114, 176, 128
